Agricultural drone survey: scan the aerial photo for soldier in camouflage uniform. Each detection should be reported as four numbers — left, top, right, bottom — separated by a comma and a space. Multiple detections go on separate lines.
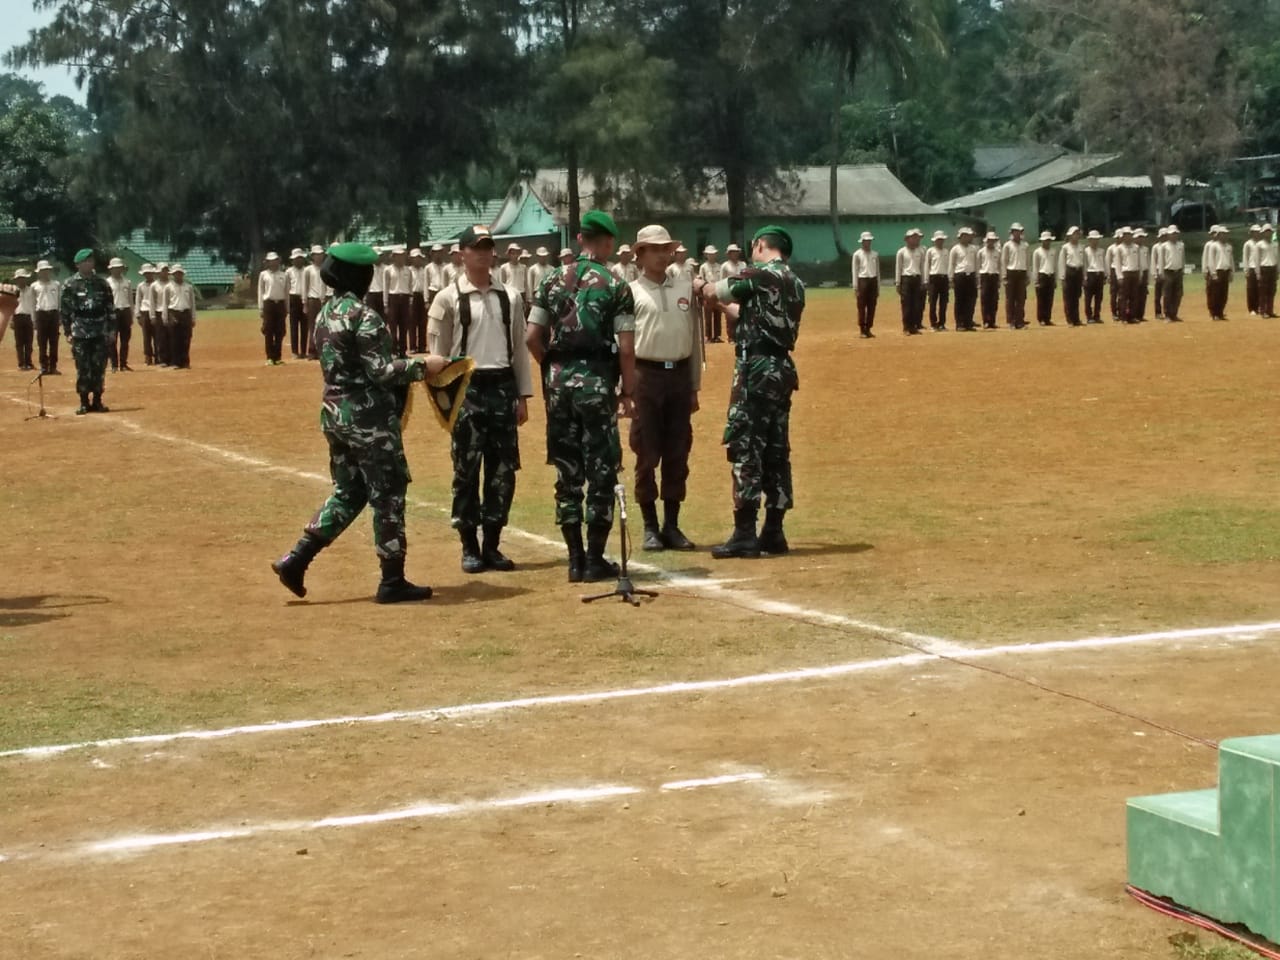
272, 242, 446, 604
700, 225, 803, 559
428, 224, 534, 574
526, 210, 638, 583
60, 248, 116, 415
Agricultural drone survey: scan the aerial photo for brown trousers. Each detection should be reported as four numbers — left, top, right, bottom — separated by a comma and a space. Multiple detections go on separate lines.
855, 277, 878, 334
1084, 272, 1105, 322
1246, 270, 1259, 314
1034, 274, 1056, 324
304, 297, 323, 357
1260, 265, 1278, 317
35, 309, 60, 372
12, 313, 33, 368
927, 275, 950, 329
629, 360, 694, 505
700, 294, 722, 341
898, 275, 924, 332
288, 295, 306, 356
169, 309, 193, 367
1206, 270, 1231, 318
111, 307, 133, 368
262, 299, 287, 362
1062, 267, 1083, 325
953, 273, 977, 330
138, 311, 156, 363
979, 274, 1000, 327
386, 292, 411, 357
1162, 270, 1184, 321
1119, 271, 1141, 322
1004, 269, 1028, 327
410, 292, 427, 353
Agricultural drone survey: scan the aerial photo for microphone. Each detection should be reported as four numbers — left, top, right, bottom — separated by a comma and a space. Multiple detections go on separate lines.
614, 483, 628, 520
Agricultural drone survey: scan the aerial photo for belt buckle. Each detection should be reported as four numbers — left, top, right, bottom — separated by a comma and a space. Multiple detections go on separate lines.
663, 361, 674, 370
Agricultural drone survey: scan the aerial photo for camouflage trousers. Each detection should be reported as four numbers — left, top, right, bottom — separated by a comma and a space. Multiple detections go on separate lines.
545, 385, 620, 527
723, 355, 797, 511
307, 425, 411, 560
70, 335, 109, 397
452, 372, 521, 529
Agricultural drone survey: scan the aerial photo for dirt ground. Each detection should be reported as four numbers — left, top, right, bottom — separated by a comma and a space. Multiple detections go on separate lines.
1, 278, 1278, 959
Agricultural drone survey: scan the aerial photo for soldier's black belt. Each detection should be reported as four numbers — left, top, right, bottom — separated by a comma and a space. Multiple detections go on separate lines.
740, 343, 790, 360
469, 367, 516, 384
636, 357, 689, 371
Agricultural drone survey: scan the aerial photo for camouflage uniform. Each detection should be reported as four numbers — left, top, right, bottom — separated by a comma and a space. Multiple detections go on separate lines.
306, 293, 425, 559
452, 377, 521, 527
718, 260, 803, 511
530, 257, 637, 526
60, 272, 115, 403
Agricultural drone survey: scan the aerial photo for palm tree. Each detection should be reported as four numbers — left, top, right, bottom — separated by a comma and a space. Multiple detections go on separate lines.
804, 0, 944, 259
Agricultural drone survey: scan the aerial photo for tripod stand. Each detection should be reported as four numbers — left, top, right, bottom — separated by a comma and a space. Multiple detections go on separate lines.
24, 370, 55, 421
581, 485, 659, 607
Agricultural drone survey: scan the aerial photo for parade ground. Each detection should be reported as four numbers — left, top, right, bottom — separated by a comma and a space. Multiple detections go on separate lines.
2, 284, 1279, 959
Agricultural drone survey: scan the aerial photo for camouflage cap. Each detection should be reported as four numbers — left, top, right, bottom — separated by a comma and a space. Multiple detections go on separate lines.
73, 248, 94, 264
580, 209, 619, 239
327, 242, 379, 266
751, 224, 793, 256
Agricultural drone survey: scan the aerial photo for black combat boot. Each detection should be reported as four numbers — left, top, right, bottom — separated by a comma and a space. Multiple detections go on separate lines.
271, 531, 327, 598
583, 522, 620, 583
661, 500, 695, 551
459, 526, 485, 574
757, 507, 790, 555
640, 501, 664, 551
76, 393, 90, 415
481, 524, 515, 572
375, 556, 433, 603
91, 393, 109, 413
562, 524, 586, 583
710, 506, 761, 560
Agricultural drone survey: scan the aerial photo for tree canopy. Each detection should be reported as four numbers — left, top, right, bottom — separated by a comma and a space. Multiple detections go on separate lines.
3, 0, 1277, 266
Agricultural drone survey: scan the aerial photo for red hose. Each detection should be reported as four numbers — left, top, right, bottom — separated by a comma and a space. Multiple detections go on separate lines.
1125, 885, 1280, 960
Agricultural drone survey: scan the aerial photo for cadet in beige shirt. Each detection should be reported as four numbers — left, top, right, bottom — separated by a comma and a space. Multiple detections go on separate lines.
948, 227, 979, 331
1162, 225, 1187, 322
1057, 226, 1085, 326
258, 251, 289, 364
1001, 223, 1029, 328
1032, 232, 1056, 326
106, 256, 135, 370
627, 224, 702, 552
894, 229, 925, 335
698, 245, 723, 342
925, 230, 950, 331
165, 264, 197, 369
978, 232, 1002, 328
852, 232, 880, 338
428, 224, 532, 575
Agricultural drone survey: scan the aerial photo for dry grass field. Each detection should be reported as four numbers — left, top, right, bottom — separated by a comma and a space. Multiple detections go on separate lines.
1, 276, 1277, 959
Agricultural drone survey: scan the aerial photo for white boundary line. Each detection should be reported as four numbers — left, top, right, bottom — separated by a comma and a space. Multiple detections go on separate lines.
0, 772, 772, 863
4, 394, 956, 652
4, 621, 1277, 762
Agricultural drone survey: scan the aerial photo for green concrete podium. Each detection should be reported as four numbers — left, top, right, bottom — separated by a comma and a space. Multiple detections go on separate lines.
1127, 735, 1280, 942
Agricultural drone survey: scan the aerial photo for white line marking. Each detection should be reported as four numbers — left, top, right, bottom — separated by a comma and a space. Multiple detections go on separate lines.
46, 780, 725, 861
3, 393, 956, 652
661, 772, 767, 790
4, 621, 1278, 762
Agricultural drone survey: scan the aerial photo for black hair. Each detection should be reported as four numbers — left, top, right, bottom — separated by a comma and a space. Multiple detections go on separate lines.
757, 232, 792, 258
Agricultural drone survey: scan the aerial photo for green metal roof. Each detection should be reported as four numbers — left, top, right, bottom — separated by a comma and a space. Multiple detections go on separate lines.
116, 230, 240, 287
352, 199, 508, 248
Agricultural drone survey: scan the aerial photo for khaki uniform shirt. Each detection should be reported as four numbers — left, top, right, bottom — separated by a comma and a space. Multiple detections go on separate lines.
499, 261, 528, 293
925, 246, 948, 277
1084, 246, 1107, 273
852, 249, 880, 280
257, 268, 288, 306
1001, 239, 1029, 275
32, 278, 60, 312
894, 246, 924, 286
286, 264, 306, 296
428, 276, 533, 397
629, 273, 702, 391
108, 275, 133, 310
948, 243, 977, 277
1032, 247, 1056, 276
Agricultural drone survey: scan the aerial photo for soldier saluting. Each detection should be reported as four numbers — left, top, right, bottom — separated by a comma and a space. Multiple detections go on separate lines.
61, 248, 115, 414
701, 225, 803, 559
272, 243, 446, 603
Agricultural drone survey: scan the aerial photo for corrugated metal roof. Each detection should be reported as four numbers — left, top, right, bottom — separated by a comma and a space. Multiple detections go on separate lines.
529, 165, 943, 222
116, 230, 239, 287
973, 143, 1068, 182
1057, 175, 1208, 193
352, 199, 508, 247
939, 154, 1119, 211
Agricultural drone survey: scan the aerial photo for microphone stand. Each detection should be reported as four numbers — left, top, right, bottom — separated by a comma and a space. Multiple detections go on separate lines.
24, 370, 54, 421
581, 485, 659, 607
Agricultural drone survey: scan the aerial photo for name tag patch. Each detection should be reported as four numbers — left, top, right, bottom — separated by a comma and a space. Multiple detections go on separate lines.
677, 297, 690, 311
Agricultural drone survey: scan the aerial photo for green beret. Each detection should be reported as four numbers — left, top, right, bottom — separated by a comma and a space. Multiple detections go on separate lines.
580, 210, 619, 239
327, 242, 379, 266
73, 248, 95, 264
751, 225, 792, 255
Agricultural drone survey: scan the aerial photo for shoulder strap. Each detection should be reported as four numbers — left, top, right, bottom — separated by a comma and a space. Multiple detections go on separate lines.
456, 280, 471, 355
493, 285, 512, 366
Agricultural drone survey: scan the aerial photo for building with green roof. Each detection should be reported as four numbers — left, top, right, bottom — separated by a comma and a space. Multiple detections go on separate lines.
113, 230, 240, 292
